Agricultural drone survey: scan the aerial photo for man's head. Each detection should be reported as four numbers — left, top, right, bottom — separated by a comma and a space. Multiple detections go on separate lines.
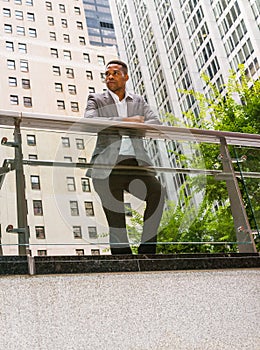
105, 60, 129, 97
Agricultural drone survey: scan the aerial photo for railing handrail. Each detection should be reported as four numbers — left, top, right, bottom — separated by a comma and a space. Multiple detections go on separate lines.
0, 110, 259, 148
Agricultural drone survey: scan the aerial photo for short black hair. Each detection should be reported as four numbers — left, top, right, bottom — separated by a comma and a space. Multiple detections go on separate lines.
106, 60, 128, 74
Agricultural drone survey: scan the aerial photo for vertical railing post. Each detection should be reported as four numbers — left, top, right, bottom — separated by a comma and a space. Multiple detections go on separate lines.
219, 137, 256, 253
14, 119, 29, 256
0, 225, 2, 256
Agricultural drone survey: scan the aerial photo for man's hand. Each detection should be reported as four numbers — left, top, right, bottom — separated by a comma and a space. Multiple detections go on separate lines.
123, 116, 145, 123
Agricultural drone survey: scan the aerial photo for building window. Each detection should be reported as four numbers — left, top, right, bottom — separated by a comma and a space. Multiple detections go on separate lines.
78, 157, 86, 163
47, 16, 54, 26
124, 203, 132, 216
14, 0, 22, 4
35, 226, 45, 239
71, 102, 79, 112
81, 178, 90, 192
73, 226, 82, 239
26, 0, 34, 5
27, 12, 35, 21
24, 97, 32, 107
10, 95, 19, 105
85, 201, 94, 216
75, 249, 84, 256
46, 2, 52, 11
64, 156, 72, 162
3, 8, 11, 17
83, 53, 90, 62
68, 85, 76, 95
63, 34, 70, 43
15, 10, 23, 20
66, 68, 74, 78
17, 26, 25, 35
28, 28, 37, 37
100, 21, 114, 29
88, 87, 95, 93
97, 55, 105, 66
50, 31, 56, 40
50, 48, 58, 58
79, 36, 86, 45
76, 138, 84, 150
20, 60, 29, 72
88, 226, 97, 238
91, 249, 100, 255
74, 7, 81, 15
66, 177, 76, 191
70, 201, 79, 216
61, 137, 70, 147
6, 41, 14, 51
7, 60, 16, 70
59, 4, 66, 13
63, 50, 71, 60
18, 43, 27, 54
27, 134, 36, 145
76, 21, 83, 30
55, 83, 63, 92
37, 250, 47, 256
8, 77, 17, 87
22, 79, 30, 89
61, 18, 68, 28
31, 175, 40, 189
57, 100, 65, 110
53, 66, 61, 75
4, 24, 12, 34
33, 200, 43, 216
86, 71, 93, 80
29, 154, 38, 160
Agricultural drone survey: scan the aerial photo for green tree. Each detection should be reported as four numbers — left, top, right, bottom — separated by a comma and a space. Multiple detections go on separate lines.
158, 66, 260, 253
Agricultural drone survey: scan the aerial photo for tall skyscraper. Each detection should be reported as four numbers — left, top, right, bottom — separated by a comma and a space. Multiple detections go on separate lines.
110, 0, 259, 118
109, 0, 260, 202
83, 0, 117, 47
0, 0, 119, 256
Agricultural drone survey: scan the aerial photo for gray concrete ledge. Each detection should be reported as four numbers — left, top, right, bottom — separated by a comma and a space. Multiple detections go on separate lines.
0, 269, 259, 350
0, 253, 259, 275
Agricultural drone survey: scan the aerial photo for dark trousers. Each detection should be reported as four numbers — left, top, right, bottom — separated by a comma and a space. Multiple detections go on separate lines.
92, 158, 165, 255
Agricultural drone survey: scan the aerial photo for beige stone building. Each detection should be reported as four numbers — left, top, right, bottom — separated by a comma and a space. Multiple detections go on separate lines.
0, 0, 130, 256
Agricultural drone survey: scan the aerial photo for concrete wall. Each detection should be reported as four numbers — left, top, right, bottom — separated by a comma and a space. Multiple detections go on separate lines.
0, 269, 259, 349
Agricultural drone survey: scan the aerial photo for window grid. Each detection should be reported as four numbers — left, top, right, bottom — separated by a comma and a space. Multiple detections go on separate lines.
85, 201, 94, 216
33, 200, 43, 216
81, 178, 90, 192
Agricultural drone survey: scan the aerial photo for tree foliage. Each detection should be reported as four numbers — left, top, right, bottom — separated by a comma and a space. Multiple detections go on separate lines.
158, 66, 260, 253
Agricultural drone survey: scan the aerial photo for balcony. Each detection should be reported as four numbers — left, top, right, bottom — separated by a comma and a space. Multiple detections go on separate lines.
0, 110, 259, 274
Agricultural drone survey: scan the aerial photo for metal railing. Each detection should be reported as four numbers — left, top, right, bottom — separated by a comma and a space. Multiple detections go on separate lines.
0, 110, 259, 257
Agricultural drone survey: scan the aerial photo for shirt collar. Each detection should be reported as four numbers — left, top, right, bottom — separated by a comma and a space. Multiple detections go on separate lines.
108, 90, 133, 103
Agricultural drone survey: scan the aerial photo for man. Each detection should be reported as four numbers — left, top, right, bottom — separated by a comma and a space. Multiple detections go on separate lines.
84, 60, 165, 255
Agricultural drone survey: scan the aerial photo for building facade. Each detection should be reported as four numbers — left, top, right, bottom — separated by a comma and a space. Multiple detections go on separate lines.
109, 0, 260, 204
0, 0, 122, 256
83, 0, 117, 47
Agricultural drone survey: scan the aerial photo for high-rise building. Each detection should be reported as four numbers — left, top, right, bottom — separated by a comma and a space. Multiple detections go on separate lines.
110, 0, 259, 117
109, 0, 260, 203
0, 0, 120, 256
83, 0, 117, 47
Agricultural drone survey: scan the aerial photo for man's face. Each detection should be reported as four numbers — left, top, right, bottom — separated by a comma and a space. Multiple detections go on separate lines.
105, 64, 129, 94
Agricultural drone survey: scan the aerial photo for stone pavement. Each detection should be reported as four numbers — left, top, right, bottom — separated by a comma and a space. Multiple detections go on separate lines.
0, 269, 259, 350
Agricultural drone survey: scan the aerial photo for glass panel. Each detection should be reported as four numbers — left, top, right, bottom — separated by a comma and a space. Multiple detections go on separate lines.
0, 117, 259, 256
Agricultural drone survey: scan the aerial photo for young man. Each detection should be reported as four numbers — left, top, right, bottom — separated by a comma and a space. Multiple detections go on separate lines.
84, 60, 165, 255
